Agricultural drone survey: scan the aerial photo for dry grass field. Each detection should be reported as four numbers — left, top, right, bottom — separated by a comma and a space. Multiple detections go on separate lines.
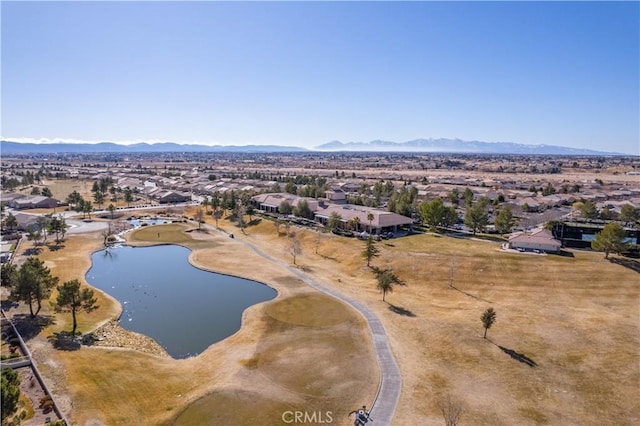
216, 211, 638, 425
8, 208, 638, 425
16, 220, 378, 425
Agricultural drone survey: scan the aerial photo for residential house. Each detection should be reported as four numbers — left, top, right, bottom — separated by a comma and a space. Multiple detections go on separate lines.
508, 228, 561, 253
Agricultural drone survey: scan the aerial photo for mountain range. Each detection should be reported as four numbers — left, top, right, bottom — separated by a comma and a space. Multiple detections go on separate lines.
0, 141, 307, 154
0, 139, 624, 155
314, 139, 623, 155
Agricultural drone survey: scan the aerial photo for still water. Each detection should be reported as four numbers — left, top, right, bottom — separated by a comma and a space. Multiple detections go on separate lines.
86, 245, 276, 358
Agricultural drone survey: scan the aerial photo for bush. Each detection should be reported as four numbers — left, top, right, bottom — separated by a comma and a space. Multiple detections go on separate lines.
39, 395, 53, 408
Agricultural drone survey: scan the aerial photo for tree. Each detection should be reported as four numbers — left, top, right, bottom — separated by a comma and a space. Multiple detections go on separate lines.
245, 204, 255, 223
81, 200, 93, 219
448, 188, 460, 205
463, 187, 474, 207
235, 204, 246, 234
1, 368, 21, 424
213, 208, 223, 228
279, 200, 293, 215
41, 187, 53, 198
109, 185, 118, 203
26, 224, 42, 245
327, 211, 343, 232
3, 213, 17, 231
55, 279, 98, 337
288, 232, 302, 265
107, 204, 116, 219
591, 223, 628, 259
294, 200, 314, 219
66, 190, 83, 210
362, 235, 381, 267
36, 215, 50, 243
31, 186, 41, 195
367, 212, 374, 233
348, 216, 361, 232
494, 206, 515, 235
284, 181, 297, 194
93, 191, 105, 208
48, 215, 67, 244
0, 263, 17, 288
124, 187, 134, 207
374, 268, 404, 302
201, 195, 210, 212
481, 307, 496, 339
418, 199, 457, 232
194, 208, 204, 230
599, 207, 612, 220
620, 204, 640, 224
464, 202, 489, 235
11, 257, 59, 317
577, 201, 598, 219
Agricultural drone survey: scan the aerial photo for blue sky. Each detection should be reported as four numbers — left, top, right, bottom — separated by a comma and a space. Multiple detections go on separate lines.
2, 1, 638, 154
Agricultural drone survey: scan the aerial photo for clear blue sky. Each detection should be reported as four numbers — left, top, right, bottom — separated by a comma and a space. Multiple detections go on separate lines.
2, 1, 639, 154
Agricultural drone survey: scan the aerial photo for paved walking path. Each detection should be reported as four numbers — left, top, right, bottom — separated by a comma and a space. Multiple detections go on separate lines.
218, 227, 401, 424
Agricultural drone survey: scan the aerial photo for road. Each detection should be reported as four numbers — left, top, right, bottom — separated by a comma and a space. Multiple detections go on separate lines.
209, 225, 402, 424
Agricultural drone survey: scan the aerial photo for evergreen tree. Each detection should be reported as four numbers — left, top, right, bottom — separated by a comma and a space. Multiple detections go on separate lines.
591, 223, 628, 259
362, 235, 380, 267
481, 307, 496, 339
56, 279, 98, 336
1, 368, 21, 424
494, 206, 515, 234
464, 202, 489, 235
11, 257, 59, 317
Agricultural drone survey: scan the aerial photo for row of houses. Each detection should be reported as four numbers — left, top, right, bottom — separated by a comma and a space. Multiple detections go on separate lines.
0, 194, 60, 210
251, 192, 414, 235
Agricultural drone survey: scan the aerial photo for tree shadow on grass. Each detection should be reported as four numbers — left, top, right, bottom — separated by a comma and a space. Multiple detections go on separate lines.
0, 299, 19, 311
557, 250, 575, 258
497, 345, 537, 367
450, 286, 492, 304
10, 314, 54, 342
47, 332, 81, 351
608, 257, 640, 274
23, 247, 42, 256
47, 244, 65, 252
387, 303, 416, 317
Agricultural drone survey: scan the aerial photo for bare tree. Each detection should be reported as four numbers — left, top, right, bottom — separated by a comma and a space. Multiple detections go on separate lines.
449, 255, 456, 288
315, 232, 322, 254
101, 222, 113, 246
439, 395, 464, 426
213, 208, 223, 229
288, 231, 302, 265
194, 207, 205, 230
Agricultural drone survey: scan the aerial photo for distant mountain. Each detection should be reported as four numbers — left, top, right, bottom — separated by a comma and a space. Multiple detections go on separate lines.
0, 141, 309, 154
315, 139, 624, 155
1, 139, 625, 155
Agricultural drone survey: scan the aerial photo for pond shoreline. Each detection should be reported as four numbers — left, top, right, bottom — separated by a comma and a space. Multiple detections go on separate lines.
88, 319, 170, 357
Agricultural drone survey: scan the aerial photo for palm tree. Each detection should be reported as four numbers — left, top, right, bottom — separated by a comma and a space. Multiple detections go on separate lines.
349, 216, 361, 232
327, 212, 343, 232
367, 212, 374, 234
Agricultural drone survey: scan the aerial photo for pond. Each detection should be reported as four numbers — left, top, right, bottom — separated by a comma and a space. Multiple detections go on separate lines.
127, 218, 172, 227
86, 245, 277, 358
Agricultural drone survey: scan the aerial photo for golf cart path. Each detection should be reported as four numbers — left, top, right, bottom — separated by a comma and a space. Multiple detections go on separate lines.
225, 229, 401, 424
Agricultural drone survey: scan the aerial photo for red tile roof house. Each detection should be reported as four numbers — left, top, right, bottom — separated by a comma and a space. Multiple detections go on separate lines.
508, 228, 562, 254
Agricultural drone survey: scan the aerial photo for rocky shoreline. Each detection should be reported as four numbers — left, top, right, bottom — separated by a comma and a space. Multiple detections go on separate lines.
88, 319, 170, 358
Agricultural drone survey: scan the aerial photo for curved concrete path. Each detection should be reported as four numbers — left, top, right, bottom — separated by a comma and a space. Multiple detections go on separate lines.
222, 229, 401, 424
